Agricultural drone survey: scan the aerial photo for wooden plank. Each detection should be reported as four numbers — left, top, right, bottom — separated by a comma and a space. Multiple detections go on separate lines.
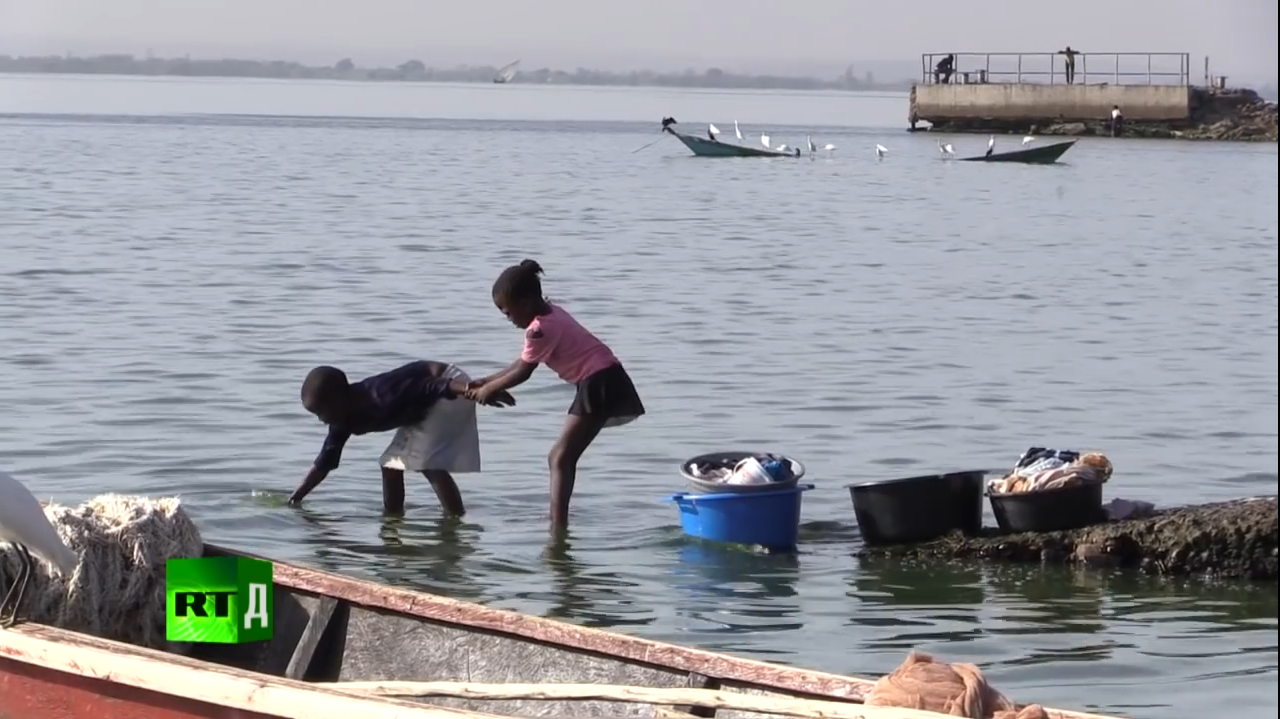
284, 596, 341, 681
0, 624, 517, 719
675, 672, 718, 718
327, 681, 1126, 719
323, 680, 974, 719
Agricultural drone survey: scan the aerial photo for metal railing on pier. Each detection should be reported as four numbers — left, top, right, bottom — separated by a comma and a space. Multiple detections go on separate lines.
918, 52, 1191, 86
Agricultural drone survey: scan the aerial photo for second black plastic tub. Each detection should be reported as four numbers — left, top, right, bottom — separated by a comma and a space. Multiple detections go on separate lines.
988, 481, 1106, 533
847, 470, 986, 546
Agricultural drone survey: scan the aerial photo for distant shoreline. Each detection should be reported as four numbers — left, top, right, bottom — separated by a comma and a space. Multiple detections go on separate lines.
0, 53, 915, 93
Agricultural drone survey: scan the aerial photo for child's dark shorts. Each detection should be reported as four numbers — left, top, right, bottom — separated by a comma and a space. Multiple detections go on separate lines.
569, 363, 645, 428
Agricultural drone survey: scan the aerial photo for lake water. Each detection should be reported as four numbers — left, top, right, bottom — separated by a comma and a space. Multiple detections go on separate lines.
1, 74, 1276, 718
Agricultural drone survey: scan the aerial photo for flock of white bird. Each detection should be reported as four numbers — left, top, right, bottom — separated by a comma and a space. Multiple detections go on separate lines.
935, 134, 1039, 158
708, 120, 1040, 160
708, 120, 838, 155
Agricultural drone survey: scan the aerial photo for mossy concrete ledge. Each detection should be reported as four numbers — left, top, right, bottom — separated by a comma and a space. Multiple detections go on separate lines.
858, 497, 1278, 580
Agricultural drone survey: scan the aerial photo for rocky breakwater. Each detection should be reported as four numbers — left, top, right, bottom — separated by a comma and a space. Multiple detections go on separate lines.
859, 496, 1278, 580
1035, 86, 1278, 141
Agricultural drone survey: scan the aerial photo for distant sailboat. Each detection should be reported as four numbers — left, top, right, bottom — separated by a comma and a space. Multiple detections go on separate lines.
493, 59, 520, 84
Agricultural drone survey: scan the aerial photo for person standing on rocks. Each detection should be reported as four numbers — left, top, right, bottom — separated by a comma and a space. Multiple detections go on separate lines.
1110, 105, 1124, 136
1058, 46, 1078, 84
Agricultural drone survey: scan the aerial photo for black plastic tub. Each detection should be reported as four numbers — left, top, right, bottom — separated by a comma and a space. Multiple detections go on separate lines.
847, 470, 986, 546
988, 481, 1106, 533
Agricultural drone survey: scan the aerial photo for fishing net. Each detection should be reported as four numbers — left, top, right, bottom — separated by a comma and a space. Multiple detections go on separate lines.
0, 493, 203, 649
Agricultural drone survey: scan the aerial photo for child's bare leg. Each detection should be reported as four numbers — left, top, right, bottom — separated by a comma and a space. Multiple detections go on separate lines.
547, 415, 606, 530
381, 467, 406, 516
421, 469, 466, 517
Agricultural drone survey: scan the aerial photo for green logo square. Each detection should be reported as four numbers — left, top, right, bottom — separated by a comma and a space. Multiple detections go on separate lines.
165, 556, 274, 644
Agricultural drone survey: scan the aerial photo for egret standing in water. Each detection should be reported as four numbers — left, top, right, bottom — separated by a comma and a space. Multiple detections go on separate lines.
734, 120, 743, 141
0, 470, 78, 628
938, 141, 955, 157
985, 135, 996, 158
760, 134, 771, 149
875, 144, 888, 160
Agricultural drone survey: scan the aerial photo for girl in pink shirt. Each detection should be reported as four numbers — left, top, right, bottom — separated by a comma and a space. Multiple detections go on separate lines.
467, 259, 645, 530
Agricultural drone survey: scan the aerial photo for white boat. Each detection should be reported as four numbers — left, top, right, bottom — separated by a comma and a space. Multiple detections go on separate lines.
493, 59, 520, 84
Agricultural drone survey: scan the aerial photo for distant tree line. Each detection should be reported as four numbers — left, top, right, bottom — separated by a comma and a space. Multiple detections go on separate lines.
0, 53, 914, 92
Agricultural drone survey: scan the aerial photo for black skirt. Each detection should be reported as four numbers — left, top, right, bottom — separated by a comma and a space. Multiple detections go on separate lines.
569, 363, 645, 425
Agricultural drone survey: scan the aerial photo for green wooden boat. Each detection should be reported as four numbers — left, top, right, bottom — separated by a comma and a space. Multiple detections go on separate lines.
959, 139, 1077, 164
663, 126, 797, 159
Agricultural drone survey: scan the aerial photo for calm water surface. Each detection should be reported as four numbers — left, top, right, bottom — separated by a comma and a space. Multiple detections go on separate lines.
1, 75, 1277, 718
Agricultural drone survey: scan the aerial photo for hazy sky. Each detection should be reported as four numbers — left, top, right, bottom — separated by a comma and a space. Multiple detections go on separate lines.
2, 0, 1276, 81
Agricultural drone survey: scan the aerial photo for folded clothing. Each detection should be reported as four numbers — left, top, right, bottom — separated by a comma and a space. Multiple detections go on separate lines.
987, 447, 1113, 495
688, 453, 794, 485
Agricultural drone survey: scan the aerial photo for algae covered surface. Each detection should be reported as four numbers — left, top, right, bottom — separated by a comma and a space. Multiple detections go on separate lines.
859, 497, 1278, 580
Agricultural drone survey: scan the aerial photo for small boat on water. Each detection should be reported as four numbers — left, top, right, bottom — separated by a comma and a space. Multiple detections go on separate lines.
661, 118, 797, 159
492, 60, 520, 84
958, 139, 1077, 164
0, 543, 1122, 719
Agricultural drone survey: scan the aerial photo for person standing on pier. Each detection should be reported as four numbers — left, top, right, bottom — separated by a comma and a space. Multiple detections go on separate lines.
1110, 105, 1124, 136
1058, 46, 1078, 84
934, 54, 955, 84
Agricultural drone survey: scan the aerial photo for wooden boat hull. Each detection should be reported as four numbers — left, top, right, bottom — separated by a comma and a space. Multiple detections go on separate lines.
959, 140, 1077, 164
666, 128, 795, 158
0, 543, 1121, 719
0, 652, 280, 719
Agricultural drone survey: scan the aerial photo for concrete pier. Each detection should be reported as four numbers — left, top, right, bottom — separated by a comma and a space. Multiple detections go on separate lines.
912, 82, 1190, 122
902, 51, 1277, 141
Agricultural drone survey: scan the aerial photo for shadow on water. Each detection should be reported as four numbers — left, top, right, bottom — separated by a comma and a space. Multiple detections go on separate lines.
661, 539, 805, 659
536, 531, 653, 630
289, 506, 488, 601
846, 556, 987, 649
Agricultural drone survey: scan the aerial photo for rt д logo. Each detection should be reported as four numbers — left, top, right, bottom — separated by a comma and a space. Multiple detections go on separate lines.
165, 556, 274, 644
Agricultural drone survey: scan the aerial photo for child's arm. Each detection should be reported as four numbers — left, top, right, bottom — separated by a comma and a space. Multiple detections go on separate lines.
472, 360, 523, 386
288, 427, 350, 505
470, 360, 536, 403
472, 323, 555, 400
287, 465, 329, 506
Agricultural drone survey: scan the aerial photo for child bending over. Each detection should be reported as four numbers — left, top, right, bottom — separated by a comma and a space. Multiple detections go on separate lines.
289, 360, 514, 515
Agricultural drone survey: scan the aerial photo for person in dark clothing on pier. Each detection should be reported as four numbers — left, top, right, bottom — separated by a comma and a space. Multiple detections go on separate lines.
1058, 46, 1078, 84
1109, 105, 1124, 136
934, 54, 955, 84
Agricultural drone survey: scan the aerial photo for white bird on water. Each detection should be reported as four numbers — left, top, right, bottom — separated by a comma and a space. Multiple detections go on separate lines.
938, 141, 955, 156
1022, 135, 1036, 146
775, 144, 788, 153
822, 143, 837, 152
707, 123, 722, 139
760, 133, 771, 149
0, 470, 78, 628
806, 135, 817, 154
988, 135, 996, 150
875, 144, 888, 159
734, 120, 743, 141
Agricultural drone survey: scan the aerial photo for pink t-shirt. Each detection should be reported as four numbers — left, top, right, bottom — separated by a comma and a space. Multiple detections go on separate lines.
520, 303, 619, 383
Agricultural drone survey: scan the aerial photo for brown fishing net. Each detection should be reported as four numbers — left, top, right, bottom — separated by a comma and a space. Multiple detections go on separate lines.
865, 651, 1050, 719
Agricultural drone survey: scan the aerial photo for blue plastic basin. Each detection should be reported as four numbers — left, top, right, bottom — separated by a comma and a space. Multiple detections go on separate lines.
667, 484, 815, 551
